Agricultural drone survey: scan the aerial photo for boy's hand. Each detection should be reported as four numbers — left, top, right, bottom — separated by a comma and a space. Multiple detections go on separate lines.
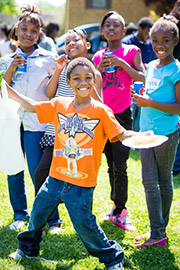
140, 130, 154, 136
55, 54, 68, 70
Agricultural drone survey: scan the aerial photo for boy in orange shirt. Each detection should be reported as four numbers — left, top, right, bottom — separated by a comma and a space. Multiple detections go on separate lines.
6, 57, 151, 270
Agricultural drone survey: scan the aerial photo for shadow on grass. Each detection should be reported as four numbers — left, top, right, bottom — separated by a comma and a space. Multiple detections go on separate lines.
128, 240, 179, 270
99, 222, 179, 270
0, 226, 91, 270
100, 220, 125, 242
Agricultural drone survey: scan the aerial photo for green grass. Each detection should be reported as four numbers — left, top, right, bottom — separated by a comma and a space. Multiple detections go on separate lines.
0, 150, 180, 270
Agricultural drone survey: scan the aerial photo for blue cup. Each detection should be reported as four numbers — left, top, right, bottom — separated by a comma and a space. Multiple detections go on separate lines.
133, 81, 144, 94
16, 53, 27, 74
104, 52, 116, 73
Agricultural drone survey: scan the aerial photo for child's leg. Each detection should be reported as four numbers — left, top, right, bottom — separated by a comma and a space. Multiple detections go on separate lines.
7, 171, 29, 221
105, 109, 132, 216
140, 130, 179, 240
34, 146, 61, 227
24, 130, 44, 185
63, 184, 124, 268
34, 146, 53, 195
155, 130, 179, 227
17, 176, 62, 256
140, 147, 165, 240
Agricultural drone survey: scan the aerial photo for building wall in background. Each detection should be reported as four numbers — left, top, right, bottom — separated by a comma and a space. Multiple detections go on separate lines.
64, 0, 157, 31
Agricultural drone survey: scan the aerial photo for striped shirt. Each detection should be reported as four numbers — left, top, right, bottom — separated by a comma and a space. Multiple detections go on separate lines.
39, 63, 74, 148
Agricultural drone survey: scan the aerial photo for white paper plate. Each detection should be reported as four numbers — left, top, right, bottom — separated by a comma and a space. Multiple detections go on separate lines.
122, 135, 168, 149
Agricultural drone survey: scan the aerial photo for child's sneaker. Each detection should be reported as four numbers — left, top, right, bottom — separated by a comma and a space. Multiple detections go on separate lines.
9, 249, 26, 261
9, 220, 25, 230
100, 204, 116, 221
112, 209, 137, 232
49, 225, 62, 234
106, 262, 124, 270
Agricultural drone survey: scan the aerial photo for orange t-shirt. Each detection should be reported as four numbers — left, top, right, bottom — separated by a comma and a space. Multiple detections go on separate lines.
35, 97, 124, 187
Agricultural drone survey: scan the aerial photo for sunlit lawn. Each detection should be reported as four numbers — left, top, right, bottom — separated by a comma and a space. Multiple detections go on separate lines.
0, 150, 179, 269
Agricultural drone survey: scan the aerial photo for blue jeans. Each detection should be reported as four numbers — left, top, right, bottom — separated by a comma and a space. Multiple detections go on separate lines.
17, 177, 124, 268
7, 126, 61, 226
140, 129, 179, 239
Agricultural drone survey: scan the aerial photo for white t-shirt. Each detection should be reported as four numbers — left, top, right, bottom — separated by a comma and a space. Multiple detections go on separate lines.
0, 40, 14, 56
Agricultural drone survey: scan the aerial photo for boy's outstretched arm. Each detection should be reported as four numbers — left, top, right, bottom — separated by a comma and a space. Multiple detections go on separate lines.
117, 129, 153, 142
5, 82, 36, 112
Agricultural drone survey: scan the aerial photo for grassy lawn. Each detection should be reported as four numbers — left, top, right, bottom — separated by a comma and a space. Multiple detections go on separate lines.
0, 150, 179, 270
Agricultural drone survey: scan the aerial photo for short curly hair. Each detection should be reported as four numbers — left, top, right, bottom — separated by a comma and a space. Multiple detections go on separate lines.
67, 57, 96, 80
150, 17, 179, 39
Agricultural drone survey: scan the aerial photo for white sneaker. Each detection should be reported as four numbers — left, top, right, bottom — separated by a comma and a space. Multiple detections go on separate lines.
49, 225, 61, 235
107, 262, 124, 270
9, 249, 26, 261
9, 220, 25, 230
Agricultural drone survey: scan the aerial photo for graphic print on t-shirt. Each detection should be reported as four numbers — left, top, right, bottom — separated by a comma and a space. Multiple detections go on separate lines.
102, 68, 122, 91
55, 112, 100, 179
145, 77, 161, 93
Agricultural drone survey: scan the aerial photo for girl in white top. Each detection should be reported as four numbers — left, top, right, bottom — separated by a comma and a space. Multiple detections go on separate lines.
0, 5, 58, 231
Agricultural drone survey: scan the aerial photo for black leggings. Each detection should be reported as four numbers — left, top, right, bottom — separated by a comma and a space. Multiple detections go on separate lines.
104, 107, 132, 215
34, 146, 53, 195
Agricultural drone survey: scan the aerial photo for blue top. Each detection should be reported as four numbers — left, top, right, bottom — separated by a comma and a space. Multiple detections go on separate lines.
121, 32, 156, 64
140, 59, 180, 135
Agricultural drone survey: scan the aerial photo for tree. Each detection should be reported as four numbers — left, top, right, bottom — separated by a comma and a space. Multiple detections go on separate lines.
143, 0, 177, 16
0, 0, 18, 16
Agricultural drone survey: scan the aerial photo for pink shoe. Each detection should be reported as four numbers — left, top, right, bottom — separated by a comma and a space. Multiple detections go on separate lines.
112, 209, 137, 232
135, 232, 167, 241
132, 238, 166, 248
100, 204, 115, 221
101, 213, 113, 221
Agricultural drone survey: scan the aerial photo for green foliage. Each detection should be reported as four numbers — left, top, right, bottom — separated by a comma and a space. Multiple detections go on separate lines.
0, 151, 180, 269
144, 0, 176, 16
0, 0, 18, 16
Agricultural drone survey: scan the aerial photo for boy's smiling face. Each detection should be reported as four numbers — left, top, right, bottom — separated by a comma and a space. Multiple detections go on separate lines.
67, 65, 96, 98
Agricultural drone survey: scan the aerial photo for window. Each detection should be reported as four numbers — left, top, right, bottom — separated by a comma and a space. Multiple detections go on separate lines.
86, 0, 111, 9
92, 0, 105, 8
